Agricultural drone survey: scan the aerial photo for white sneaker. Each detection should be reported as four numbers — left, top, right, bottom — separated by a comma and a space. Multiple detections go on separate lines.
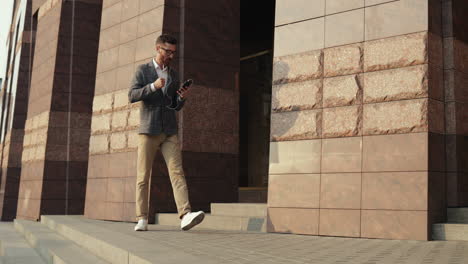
180, 211, 205, 231
134, 219, 148, 231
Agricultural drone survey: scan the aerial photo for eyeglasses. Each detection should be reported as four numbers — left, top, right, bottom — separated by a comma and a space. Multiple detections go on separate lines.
160, 47, 176, 56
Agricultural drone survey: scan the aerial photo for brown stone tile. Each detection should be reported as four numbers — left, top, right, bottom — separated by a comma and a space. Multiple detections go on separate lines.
362, 133, 428, 172
84, 200, 106, 220
322, 137, 362, 173
118, 40, 136, 67
363, 65, 428, 104
139, 0, 164, 14
272, 50, 323, 85
108, 151, 137, 178
269, 140, 322, 174
105, 202, 124, 221
267, 208, 319, 235
428, 65, 444, 102
364, 32, 427, 72
361, 210, 428, 240
106, 178, 125, 202
363, 99, 428, 135
323, 74, 362, 108
87, 154, 110, 179
124, 177, 136, 203
41, 180, 87, 200
322, 105, 362, 138
268, 174, 320, 208
270, 110, 322, 141
86, 178, 108, 202
428, 100, 445, 134
319, 209, 361, 237
320, 173, 361, 209
429, 172, 446, 213
362, 172, 428, 210
137, 6, 164, 37
324, 43, 363, 77
123, 202, 136, 222
16, 198, 40, 220
18, 180, 43, 200
101, 1, 122, 30
429, 132, 445, 172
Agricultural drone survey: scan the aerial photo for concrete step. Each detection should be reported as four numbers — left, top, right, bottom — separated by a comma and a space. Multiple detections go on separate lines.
0, 223, 45, 264
210, 203, 267, 217
447, 208, 468, 223
13, 219, 109, 264
155, 213, 266, 232
40, 215, 219, 264
432, 223, 468, 241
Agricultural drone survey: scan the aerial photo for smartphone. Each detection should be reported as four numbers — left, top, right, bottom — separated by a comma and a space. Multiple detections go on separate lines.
182, 79, 193, 89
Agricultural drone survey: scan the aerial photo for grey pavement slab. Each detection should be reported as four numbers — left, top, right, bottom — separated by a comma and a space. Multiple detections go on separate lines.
38, 215, 468, 264
0, 223, 45, 264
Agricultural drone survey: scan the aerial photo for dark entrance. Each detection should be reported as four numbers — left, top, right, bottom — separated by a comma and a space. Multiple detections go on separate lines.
239, 1, 275, 202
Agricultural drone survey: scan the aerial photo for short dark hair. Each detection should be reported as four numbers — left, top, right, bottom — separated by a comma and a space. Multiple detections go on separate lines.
156, 34, 177, 45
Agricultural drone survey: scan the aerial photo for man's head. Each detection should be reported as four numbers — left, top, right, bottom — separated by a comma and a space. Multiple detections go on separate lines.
155, 34, 177, 67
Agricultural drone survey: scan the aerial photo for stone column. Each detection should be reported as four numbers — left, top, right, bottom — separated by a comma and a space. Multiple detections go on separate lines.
16, 0, 101, 220
443, 0, 468, 207
267, 0, 446, 240
84, 0, 239, 222
0, 0, 35, 221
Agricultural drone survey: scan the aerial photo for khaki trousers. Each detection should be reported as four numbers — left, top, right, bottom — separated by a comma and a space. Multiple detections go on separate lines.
136, 133, 191, 220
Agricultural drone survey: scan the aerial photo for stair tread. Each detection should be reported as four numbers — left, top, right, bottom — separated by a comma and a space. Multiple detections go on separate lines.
40, 215, 220, 264
0, 223, 45, 264
14, 219, 109, 264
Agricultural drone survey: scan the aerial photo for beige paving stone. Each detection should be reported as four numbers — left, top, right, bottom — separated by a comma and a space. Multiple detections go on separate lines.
93, 93, 113, 113
273, 50, 323, 84
323, 105, 362, 138
91, 113, 111, 133
111, 110, 128, 130
271, 110, 322, 141
363, 99, 428, 135
110, 132, 127, 150
363, 65, 428, 103
89, 134, 109, 154
128, 107, 140, 127
127, 131, 138, 148
269, 139, 322, 174
364, 32, 427, 72
274, 18, 325, 57
272, 79, 322, 112
323, 74, 362, 107
324, 43, 363, 77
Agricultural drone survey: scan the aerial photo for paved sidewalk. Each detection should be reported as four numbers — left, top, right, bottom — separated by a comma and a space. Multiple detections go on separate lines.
84, 218, 468, 264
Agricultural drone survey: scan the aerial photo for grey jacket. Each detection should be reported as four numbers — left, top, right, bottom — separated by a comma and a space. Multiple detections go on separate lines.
128, 61, 185, 135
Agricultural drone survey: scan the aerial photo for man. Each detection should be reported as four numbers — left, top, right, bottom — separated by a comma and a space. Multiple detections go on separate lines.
128, 34, 204, 231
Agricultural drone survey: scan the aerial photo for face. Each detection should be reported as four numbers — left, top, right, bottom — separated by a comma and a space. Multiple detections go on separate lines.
156, 42, 176, 66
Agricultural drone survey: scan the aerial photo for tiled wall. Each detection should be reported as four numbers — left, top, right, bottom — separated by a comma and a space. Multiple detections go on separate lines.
84, 0, 239, 222
267, 0, 447, 240
16, 0, 101, 220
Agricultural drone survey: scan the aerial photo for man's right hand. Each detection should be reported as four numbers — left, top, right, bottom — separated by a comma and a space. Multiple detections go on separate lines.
153, 78, 165, 90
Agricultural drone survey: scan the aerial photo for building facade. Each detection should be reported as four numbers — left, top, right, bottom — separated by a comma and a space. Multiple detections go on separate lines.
0, 0, 467, 241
